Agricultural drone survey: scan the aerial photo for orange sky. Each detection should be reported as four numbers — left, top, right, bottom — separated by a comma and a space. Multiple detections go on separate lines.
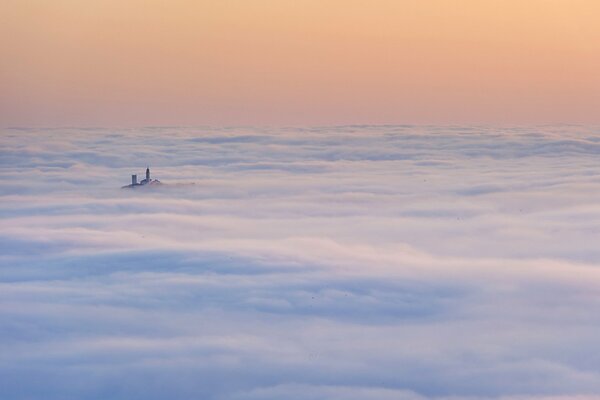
1, 0, 600, 126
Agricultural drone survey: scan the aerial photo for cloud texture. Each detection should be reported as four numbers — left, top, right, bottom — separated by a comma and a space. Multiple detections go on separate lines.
1, 125, 600, 399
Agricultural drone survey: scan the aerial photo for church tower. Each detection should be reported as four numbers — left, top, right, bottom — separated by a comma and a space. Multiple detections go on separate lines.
146, 167, 150, 182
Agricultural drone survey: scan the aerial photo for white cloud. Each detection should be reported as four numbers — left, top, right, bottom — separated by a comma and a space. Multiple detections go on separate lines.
1, 126, 600, 399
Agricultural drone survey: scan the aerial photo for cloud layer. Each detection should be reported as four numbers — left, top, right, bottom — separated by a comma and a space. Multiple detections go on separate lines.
1, 125, 600, 399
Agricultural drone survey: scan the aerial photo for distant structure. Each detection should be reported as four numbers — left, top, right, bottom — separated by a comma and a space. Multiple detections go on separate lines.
122, 167, 161, 188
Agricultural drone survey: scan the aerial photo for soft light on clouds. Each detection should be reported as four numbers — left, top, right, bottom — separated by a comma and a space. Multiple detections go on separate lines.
1, 125, 600, 399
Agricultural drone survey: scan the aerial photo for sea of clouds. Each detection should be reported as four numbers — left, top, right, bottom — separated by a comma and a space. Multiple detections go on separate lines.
1, 125, 600, 399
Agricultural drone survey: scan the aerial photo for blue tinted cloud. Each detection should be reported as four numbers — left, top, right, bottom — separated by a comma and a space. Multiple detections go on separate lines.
1, 126, 600, 399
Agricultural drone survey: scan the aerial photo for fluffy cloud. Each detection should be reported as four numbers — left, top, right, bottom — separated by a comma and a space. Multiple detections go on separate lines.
1, 126, 600, 399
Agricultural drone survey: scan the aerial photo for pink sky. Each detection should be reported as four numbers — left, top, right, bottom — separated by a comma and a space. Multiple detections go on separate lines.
1, 0, 600, 126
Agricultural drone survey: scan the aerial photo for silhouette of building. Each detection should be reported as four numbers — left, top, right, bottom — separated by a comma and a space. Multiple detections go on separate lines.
122, 167, 161, 188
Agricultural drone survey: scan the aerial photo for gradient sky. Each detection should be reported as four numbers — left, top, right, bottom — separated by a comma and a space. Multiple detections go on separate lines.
1, 0, 600, 126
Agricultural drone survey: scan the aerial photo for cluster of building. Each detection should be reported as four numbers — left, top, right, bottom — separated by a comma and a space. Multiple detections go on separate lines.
122, 167, 161, 188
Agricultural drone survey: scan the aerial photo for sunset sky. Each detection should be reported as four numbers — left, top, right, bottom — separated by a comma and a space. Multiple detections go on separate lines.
2, 0, 600, 126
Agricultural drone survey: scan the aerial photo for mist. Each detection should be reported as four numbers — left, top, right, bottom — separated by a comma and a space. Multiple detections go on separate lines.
2, 125, 600, 399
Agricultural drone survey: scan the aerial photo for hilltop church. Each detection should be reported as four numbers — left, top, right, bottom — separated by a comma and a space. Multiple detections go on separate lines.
122, 167, 161, 188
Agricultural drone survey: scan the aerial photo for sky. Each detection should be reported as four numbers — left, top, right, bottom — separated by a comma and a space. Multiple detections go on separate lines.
2, 125, 600, 399
2, 0, 600, 126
